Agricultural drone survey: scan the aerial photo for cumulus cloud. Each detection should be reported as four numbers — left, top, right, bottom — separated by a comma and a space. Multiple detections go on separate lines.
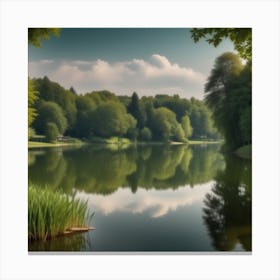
75, 182, 212, 218
28, 54, 206, 98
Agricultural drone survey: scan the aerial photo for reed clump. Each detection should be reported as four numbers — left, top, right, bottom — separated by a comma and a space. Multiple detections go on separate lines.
28, 184, 92, 241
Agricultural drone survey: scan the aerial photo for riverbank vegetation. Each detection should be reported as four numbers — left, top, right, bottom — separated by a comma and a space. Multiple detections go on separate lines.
28, 184, 92, 241
191, 28, 252, 151
28, 77, 221, 145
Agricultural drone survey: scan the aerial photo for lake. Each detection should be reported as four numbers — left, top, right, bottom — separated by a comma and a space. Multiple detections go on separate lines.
28, 143, 251, 252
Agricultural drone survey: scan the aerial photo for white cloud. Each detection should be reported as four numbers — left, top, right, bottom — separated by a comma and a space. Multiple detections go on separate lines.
28, 54, 206, 98
75, 182, 212, 218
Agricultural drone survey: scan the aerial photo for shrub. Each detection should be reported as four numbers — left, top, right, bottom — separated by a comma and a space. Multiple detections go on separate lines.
139, 127, 152, 141
45, 122, 59, 142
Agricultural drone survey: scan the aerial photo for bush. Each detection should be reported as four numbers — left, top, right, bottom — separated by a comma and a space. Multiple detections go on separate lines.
139, 127, 152, 141
45, 122, 59, 142
173, 125, 186, 142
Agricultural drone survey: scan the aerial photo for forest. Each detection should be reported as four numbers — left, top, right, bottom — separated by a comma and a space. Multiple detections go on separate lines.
28, 76, 221, 143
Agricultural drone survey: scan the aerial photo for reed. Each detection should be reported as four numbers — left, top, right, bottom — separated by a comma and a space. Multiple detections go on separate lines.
28, 184, 92, 241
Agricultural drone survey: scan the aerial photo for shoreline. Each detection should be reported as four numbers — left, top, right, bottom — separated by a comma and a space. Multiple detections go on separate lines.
29, 139, 222, 149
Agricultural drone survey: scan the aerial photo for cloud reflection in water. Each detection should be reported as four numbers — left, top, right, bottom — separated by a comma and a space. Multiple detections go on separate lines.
75, 182, 212, 218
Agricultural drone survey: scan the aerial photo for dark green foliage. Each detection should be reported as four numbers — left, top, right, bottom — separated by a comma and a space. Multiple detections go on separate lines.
239, 107, 251, 144
127, 92, 146, 129
69, 86, 77, 95
139, 127, 152, 141
154, 94, 190, 121
203, 155, 251, 250
72, 95, 97, 137
205, 52, 251, 148
34, 77, 77, 130
45, 122, 59, 142
91, 101, 137, 137
29, 77, 219, 143
33, 101, 67, 135
191, 28, 252, 60
190, 29, 252, 148
29, 144, 224, 195
28, 28, 60, 47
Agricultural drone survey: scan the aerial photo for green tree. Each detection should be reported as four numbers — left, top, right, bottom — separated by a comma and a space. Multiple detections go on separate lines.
28, 78, 38, 138
45, 122, 59, 142
34, 101, 67, 135
204, 52, 244, 148
239, 107, 251, 144
191, 28, 252, 60
139, 127, 152, 141
28, 28, 60, 47
181, 115, 193, 139
34, 77, 77, 130
91, 101, 136, 137
151, 107, 182, 142
69, 86, 77, 95
127, 92, 146, 129
28, 78, 38, 126
72, 95, 96, 137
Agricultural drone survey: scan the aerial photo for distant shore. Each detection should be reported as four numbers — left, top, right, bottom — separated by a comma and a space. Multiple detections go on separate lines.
28, 138, 222, 149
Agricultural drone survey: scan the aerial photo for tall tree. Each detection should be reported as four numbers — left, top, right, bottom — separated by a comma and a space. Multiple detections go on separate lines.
127, 92, 146, 129
204, 52, 244, 148
181, 115, 193, 139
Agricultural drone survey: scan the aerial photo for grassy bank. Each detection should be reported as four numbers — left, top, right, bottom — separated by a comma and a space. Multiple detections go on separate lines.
188, 140, 222, 145
28, 185, 92, 241
28, 140, 85, 149
235, 144, 252, 159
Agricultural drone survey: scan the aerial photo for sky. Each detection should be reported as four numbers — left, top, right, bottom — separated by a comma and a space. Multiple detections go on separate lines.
28, 28, 235, 99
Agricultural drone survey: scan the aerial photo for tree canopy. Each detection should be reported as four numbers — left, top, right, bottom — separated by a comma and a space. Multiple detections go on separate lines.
29, 77, 220, 143
191, 28, 252, 61
205, 52, 251, 148
28, 28, 60, 47
190, 28, 252, 149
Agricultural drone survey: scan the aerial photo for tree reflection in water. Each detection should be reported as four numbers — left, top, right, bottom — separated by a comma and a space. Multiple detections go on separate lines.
203, 155, 252, 251
28, 144, 225, 195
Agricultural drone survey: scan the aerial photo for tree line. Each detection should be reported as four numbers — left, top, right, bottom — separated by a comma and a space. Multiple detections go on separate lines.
28, 76, 220, 143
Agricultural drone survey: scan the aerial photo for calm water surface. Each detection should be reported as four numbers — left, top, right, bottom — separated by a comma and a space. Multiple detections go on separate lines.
28, 144, 251, 252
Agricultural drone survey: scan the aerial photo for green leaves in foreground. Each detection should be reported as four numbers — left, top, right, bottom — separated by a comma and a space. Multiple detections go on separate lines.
28, 185, 92, 241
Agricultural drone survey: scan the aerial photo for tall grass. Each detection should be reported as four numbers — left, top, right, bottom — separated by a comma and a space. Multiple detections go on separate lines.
28, 184, 92, 241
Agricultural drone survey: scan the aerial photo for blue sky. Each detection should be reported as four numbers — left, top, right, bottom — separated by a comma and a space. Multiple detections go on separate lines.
28, 28, 234, 99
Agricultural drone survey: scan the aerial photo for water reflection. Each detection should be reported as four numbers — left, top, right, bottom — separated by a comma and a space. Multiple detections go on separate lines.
75, 183, 212, 218
28, 144, 225, 194
203, 155, 252, 251
28, 144, 251, 251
